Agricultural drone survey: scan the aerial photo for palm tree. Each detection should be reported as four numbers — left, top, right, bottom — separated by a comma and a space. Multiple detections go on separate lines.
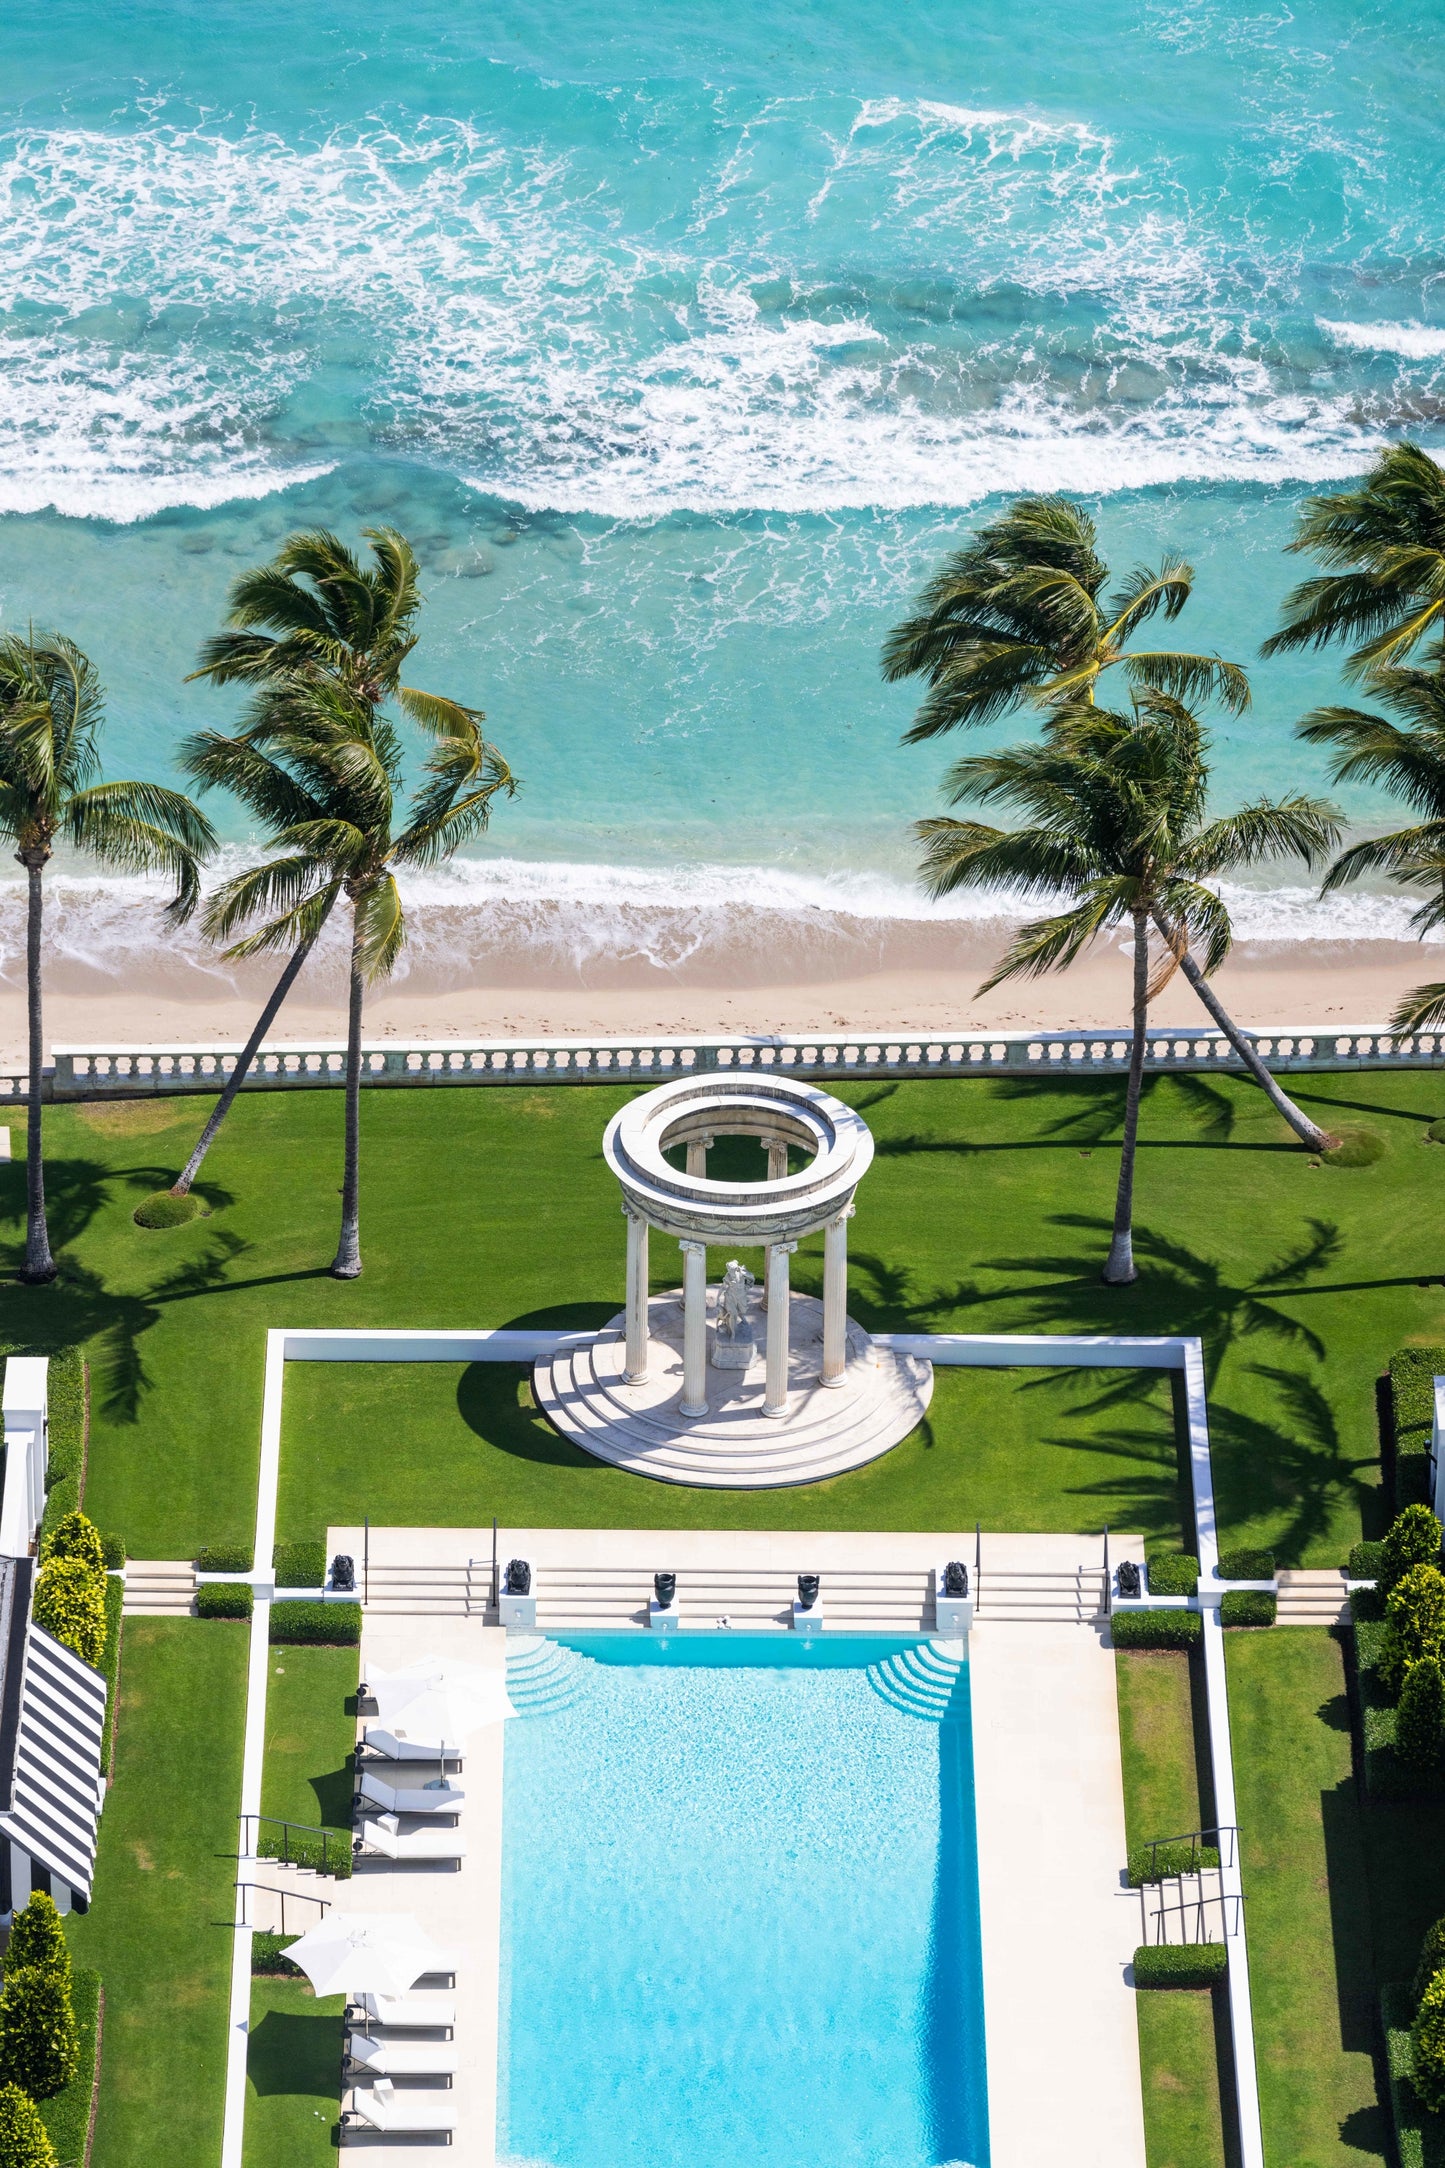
183, 676, 513, 1277
171, 525, 494, 1198
881, 494, 1251, 738
1300, 665, 1445, 1030
1263, 443, 1445, 678
917, 695, 1340, 1282
0, 633, 213, 1281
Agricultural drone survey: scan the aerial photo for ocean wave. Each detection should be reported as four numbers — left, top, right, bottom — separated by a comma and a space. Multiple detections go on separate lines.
1320, 318, 1445, 359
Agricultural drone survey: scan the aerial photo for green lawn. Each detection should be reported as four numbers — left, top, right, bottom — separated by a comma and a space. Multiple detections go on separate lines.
1116, 1651, 1226, 2168
243, 1978, 343, 2168
260, 1644, 358, 1834
65, 1620, 248, 2168
2, 1065, 1439, 1559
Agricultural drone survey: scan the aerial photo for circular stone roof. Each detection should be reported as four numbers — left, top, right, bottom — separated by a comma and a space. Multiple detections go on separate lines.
602, 1073, 874, 1244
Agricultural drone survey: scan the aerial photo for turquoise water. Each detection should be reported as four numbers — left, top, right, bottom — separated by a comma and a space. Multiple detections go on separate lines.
498, 1633, 988, 2168
0, 2, 1441, 970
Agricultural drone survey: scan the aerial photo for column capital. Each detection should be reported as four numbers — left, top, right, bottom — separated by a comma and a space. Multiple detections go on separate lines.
770, 1239, 798, 1257
830, 1202, 856, 1227
679, 1237, 708, 1258
622, 1201, 644, 1223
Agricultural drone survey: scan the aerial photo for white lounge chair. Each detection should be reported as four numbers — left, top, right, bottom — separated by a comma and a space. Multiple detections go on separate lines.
356, 1770, 465, 1817
347, 2033, 459, 2079
358, 1815, 466, 1863
361, 1726, 462, 1765
349, 1991, 456, 2031
345, 2078, 456, 2136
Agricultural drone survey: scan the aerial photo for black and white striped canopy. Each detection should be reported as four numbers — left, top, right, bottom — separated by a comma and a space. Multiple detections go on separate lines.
0, 1611, 106, 1903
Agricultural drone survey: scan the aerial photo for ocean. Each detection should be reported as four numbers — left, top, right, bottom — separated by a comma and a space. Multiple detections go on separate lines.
0, 0, 1442, 994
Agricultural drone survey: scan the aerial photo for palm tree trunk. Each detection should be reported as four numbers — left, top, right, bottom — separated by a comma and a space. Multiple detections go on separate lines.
1150, 911, 1338, 1152
1103, 908, 1149, 1286
20, 857, 55, 1284
330, 908, 365, 1279
170, 912, 332, 1198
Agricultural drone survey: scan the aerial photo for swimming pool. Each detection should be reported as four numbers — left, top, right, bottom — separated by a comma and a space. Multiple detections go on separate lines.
498, 1634, 989, 2168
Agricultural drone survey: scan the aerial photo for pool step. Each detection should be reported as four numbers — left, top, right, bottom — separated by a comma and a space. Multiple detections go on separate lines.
867, 1641, 968, 1721
122, 1561, 196, 1616
505, 1637, 599, 1715
1275, 1569, 1350, 1625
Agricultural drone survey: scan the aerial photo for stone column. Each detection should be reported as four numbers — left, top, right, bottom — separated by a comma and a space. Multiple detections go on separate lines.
763, 1241, 797, 1419
623, 1208, 650, 1384
766, 1136, 788, 1181
820, 1206, 853, 1387
685, 1133, 714, 1178
679, 1239, 709, 1417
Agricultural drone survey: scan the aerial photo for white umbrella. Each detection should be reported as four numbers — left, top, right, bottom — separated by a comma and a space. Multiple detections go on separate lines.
283, 1912, 447, 2000
368, 1658, 516, 1747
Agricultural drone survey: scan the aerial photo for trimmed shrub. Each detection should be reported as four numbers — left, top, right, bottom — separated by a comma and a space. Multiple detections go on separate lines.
1350, 1539, 1386, 1581
1111, 1608, 1201, 1651
1390, 1349, 1445, 1511
1132, 1944, 1227, 1990
273, 1541, 327, 1590
100, 1574, 122, 1775
100, 1531, 126, 1570
0, 2084, 57, 2166
0, 1969, 78, 2101
196, 1583, 252, 1621
132, 1190, 205, 1229
36, 1970, 98, 2168
1383, 1565, 1445, 1696
1127, 1841, 1221, 1888
1400, 1658, 1445, 1774
1322, 1127, 1386, 1167
1413, 1971, 1445, 2112
1415, 1924, 1445, 2007
6, 1895, 71, 1990
32, 1559, 106, 1671
35, 1348, 84, 1554
1145, 1553, 1199, 1597
39, 1512, 103, 1578
270, 1600, 361, 1646
1384, 1506, 1445, 1598
1216, 1547, 1275, 1581
1221, 1590, 1277, 1628
195, 1543, 253, 1574
251, 1932, 302, 1979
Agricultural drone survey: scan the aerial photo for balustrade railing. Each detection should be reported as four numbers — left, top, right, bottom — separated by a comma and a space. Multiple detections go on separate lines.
21, 1021, 1445, 1101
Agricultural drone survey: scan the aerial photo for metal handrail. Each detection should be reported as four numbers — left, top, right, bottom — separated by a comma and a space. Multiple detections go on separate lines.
235, 1879, 332, 1936
240, 1811, 352, 1876
1140, 1882, 1244, 1945
1142, 1824, 1238, 1877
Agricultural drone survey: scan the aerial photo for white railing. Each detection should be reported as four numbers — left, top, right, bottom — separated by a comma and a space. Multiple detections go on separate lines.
28, 1022, 1445, 1100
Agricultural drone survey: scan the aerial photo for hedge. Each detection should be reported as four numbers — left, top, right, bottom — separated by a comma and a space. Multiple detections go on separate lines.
1221, 1590, 1277, 1628
36, 1971, 99, 2168
1383, 1565, 1445, 1695
8, 1895, 71, 1989
0, 2083, 58, 2167
273, 1540, 328, 1590
195, 1542, 254, 1574
1400, 1658, 1445, 1774
35, 1348, 84, 1551
1127, 1841, 1221, 1888
1351, 1539, 1386, 1581
1357, 1619, 1445, 1800
1417, 1926, 1445, 2006
1382, 1982, 1445, 2168
1216, 1547, 1275, 1581
100, 1573, 123, 1776
0, 1968, 79, 2100
1385, 1507, 1445, 1596
1132, 1944, 1227, 1989
257, 1825, 353, 1880
1112, 1608, 1201, 1650
196, 1583, 253, 1621
269, 1600, 361, 1646
32, 1559, 106, 1670
100, 1531, 126, 1570
1391, 1350, 1445, 1511
1145, 1553, 1199, 1597
252, 1933, 303, 1979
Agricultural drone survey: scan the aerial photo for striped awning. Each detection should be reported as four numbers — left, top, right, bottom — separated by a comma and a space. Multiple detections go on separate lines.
0, 1617, 106, 1902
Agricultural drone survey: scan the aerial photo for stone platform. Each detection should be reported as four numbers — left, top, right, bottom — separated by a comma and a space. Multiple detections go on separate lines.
532, 1289, 933, 1487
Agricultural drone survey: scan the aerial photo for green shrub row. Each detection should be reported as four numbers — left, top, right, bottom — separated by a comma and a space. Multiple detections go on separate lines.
1112, 1608, 1201, 1651
1390, 1350, 1444, 1511
251, 1933, 303, 1979
1357, 1619, 1445, 1799
269, 1600, 361, 1646
195, 1542, 254, 1574
100, 1531, 125, 1570
1127, 1842, 1221, 1888
1145, 1553, 1199, 1597
0, 2082, 58, 2167
36, 1348, 85, 1553
257, 1826, 354, 1880
0, 1967, 79, 2101
99, 1575, 123, 1777
1221, 1590, 1277, 1628
1215, 1547, 1275, 1581
1381, 1983, 1445, 2168
273, 1540, 328, 1589
1132, 1944, 1227, 1990
1351, 1539, 1386, 1581
35, 1970, 98, 2168
196, 1583, 253, 1621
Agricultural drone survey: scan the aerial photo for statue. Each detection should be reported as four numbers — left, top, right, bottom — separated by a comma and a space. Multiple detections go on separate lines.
504, 1558, 532, 1596
330, 1553, 356, 1593
942, 1560, 968, 1598
1116, 1560, 1142, 1601
711, 1259, 758, 1369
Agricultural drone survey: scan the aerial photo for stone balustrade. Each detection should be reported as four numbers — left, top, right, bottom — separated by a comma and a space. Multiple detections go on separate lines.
0, 1022, 1417, 1103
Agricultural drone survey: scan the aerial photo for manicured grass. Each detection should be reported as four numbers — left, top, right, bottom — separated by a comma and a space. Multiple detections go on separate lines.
1115, 1651, 1225, 2168
4, 1067, 1444, 1556
260, 1643, 358, 1835
65, 1620, 248, 2168
243, 1978, 343, 2168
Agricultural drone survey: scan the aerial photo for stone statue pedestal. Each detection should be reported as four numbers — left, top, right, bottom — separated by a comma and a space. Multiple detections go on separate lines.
710, 1323, 757, 1371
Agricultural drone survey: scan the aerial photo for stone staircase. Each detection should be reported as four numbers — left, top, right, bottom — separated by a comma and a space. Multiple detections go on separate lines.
976, 1565, 1109, 1624
1275, 1568, 1351, 1625
352, 1559, 490, 1617
1136, 1867, 1239, 1947
531, 1563, 934, 1634
866, 1640, 968, 1721
122, 1561, 195, 1616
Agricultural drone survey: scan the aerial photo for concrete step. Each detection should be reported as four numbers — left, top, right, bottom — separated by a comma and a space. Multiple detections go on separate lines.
1276, 1568, 1350, 1625
123, 1560, 196, 1616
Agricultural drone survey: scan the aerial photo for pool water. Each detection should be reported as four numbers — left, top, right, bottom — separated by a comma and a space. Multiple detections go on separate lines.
498, 1634, 989, 2168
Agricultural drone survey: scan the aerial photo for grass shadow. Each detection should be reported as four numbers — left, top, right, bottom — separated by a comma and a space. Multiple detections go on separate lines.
456, 1363, 598, 1470
246, 2003, 345, 2099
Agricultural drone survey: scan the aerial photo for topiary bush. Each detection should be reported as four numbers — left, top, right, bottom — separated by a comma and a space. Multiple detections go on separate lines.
251, 1932, 302, 1978
1111, 1609, 1202, 1651
100, 1531, 126, 1571
1322, 1127, 1387, 1167
1413, 1970, 1445, 2111
1349, 1539, 1385, 1581
6, 1895, 71, 1991
1415, 1924, 1445, 2006
195, 1543, 253, 1574
269, 1600, 361, 1646
1382, 1564, 1445, 1696
39, 1512, 103, 1578
1399, 1657, 1445, 1774
1127, 1841, 1221, 1888
196, 1583, 252, 1621
32, 1559, 106, 1671
132, 1190, 206, 1229
1216, 1548, 1275, 1581
273, 1541, 328, 1590
1132, 1944, 1227, 1989
1383, 1506, 1445, 1597
1221, 1590, 1277, 1628
1145, 1553, 1200, 1597
0, 2082, 57, 2166
0, 1969, 78, 2101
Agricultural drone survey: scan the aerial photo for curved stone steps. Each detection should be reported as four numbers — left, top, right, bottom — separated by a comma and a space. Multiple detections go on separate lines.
867, 1641, 968, 1721
505, 1637, 598, 1716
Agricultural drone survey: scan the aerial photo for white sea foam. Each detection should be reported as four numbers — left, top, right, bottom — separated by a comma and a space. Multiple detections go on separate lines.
1320, 318, 1445, 359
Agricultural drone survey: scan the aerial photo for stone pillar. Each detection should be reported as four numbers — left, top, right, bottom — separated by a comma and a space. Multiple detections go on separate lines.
763, 1241, 797, 1419
766, 1137, 788, 1181
623, 1208, 650, 1384
679, 1240, 709, 1417
821, 1207, 852, 1387
685, 1133, 714, 1178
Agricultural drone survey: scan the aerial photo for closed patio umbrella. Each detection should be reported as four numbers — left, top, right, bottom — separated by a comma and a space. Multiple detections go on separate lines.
283, 1912, 449, 2000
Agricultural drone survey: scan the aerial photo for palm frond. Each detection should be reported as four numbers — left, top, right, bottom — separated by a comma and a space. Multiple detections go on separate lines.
977, 882, 1134, 993
1103, 558, 1194, 637
1391, 981, 1445, 1033
1120, 649, 1251, 715
353, 873, 406, 982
